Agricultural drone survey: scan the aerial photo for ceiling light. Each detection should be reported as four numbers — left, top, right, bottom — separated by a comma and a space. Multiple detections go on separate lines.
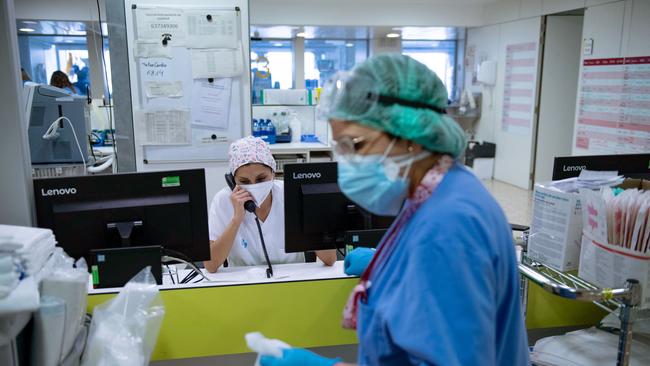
19, 27, 35, 32
296, 32, 306, 38
345, 43, 354, 47
22, 20, 38, 25
386, 33, 401, 38
273, 42, 283, 47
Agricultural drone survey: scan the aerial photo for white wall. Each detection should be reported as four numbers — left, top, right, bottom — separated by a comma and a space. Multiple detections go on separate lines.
14, 0, 485, 27
249, 0, 485, 27
482, 0, 597, 25
571, 0, 650, 155
14, 0, 105, 21
465, 17, 543, 189
1, 0, 34, 226
466, 25, 500, 143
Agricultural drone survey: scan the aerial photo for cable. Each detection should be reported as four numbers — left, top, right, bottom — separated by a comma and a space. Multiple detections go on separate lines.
254, 217, 273, 278
87, 154, 114, 173
42, 116, 87, 175
161, 255, 212, 283
95, 0, 117, 169
336, 247, 346, 258
162, 248, 195, 265
165, 265, 175, 284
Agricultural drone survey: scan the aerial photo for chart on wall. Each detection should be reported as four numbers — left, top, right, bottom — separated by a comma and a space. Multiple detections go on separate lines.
575, 57, 650, 154
125, 0, 250, 167
501, 42, 537, 135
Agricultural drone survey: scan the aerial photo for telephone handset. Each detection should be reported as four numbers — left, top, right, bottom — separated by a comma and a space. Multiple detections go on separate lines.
225, 173, 256, 213
224, 173, 273, 278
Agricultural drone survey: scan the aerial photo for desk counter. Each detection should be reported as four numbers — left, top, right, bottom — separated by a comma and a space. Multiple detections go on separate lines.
87, 261, 358, 360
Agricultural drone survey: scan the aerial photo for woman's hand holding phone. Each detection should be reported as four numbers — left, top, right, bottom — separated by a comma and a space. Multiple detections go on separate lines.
230, 186, 255, 222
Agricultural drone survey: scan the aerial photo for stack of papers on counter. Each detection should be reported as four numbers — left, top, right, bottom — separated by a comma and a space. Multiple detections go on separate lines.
0, 225, 56, 298
547, 170, 624, 193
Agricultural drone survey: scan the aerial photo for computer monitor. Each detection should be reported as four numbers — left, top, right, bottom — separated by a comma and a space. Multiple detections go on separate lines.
284, 162, 394, 253
24, 84, 89, 165
552, 154, 650, 180
33, 169, 210, 264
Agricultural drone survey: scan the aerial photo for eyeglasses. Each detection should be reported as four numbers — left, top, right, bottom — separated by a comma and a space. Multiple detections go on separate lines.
332, 134, 378, 156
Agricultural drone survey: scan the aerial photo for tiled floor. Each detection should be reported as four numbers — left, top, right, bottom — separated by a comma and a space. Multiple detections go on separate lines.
482, 179, 533, 227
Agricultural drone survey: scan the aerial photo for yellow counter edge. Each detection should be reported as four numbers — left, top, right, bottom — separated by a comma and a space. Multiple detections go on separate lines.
87, 278, 359, 360
87, 278, 606, 361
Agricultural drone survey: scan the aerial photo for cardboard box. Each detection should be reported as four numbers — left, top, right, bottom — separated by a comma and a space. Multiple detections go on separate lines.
578, 234, 650, 308
527, 184, 583, 271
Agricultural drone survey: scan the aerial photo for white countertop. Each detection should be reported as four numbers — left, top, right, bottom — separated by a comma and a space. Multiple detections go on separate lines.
89, 260, 352, 294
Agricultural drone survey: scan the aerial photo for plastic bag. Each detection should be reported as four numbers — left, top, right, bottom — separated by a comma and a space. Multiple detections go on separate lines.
245, 332, 291, 366
35, 248, 89, 364
81, 267, 164, 366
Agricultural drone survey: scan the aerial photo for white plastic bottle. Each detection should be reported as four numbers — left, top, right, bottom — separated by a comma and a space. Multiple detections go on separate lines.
289, 112, 301, 143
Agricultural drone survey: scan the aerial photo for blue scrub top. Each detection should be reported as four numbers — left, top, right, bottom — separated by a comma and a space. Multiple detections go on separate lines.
357, 164, 530, 366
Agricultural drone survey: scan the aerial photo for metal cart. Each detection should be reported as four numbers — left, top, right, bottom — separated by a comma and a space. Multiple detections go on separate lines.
518, 239, 642, 366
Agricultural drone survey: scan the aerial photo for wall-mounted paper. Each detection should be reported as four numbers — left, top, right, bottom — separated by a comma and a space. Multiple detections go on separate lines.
191, 78, 232, 129
191, 47, 243, 78
140, 109, 191, 145
135, 7, 187, 44
145, 81, 184, 98
185, 10, 238, 49
134, 42, 173, 58
139, 59, 175, 81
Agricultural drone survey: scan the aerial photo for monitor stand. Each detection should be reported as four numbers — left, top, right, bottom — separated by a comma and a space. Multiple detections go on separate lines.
107, 220, 143, 246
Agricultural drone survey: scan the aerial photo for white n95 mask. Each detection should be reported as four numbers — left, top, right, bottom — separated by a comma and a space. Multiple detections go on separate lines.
240, 180, 274, 206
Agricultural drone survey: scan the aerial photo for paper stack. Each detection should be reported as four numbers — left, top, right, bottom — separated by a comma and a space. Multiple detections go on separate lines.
0, 225, 56, 297
582, 187, 650, 253
546, 169, 624, 193
579, 182, 650, 308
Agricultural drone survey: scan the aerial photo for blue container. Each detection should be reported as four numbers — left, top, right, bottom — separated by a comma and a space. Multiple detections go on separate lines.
265, 119, 276, 144
252, 119, 260, 137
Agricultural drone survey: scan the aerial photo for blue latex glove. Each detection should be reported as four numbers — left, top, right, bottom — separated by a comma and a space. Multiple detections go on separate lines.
260, 348, 340, 366
344, 247, 376, 276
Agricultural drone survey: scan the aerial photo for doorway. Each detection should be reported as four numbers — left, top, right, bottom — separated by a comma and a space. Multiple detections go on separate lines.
533, 13, 584, 183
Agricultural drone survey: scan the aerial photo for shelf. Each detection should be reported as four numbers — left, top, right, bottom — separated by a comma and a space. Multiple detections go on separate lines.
268, 142, 331, 154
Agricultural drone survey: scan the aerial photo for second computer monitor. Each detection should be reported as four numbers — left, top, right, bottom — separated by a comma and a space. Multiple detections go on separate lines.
284, 162, 394, 253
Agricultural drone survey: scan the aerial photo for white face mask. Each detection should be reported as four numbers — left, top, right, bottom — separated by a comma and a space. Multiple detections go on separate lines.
239, 180, 274, 206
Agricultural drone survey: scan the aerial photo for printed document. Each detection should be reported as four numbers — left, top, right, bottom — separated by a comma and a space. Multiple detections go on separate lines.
191, 78, 232, 129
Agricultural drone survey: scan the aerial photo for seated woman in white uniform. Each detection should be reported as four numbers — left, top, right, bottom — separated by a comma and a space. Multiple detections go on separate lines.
204, 136, 337, 272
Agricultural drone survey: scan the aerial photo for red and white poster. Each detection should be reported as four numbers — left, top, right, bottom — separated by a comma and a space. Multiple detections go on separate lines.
501, 42, 537, 135
576, 56, 650, 154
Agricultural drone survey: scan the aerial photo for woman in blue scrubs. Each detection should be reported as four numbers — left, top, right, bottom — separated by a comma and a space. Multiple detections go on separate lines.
261, 54, 529, 366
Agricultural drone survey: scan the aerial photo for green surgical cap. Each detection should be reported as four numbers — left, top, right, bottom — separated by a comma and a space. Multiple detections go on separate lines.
327, 54, 467, 158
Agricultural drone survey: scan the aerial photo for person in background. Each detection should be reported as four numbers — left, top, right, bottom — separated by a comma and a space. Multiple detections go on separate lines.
204, 136, 337, 272
50, 71, 77, 94
260, 54, 529, 366
73, 65, 90, 96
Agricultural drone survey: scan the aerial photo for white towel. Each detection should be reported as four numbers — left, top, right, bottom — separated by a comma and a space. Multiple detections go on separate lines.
0, 256, 17, 273
0, 225, 56, 276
